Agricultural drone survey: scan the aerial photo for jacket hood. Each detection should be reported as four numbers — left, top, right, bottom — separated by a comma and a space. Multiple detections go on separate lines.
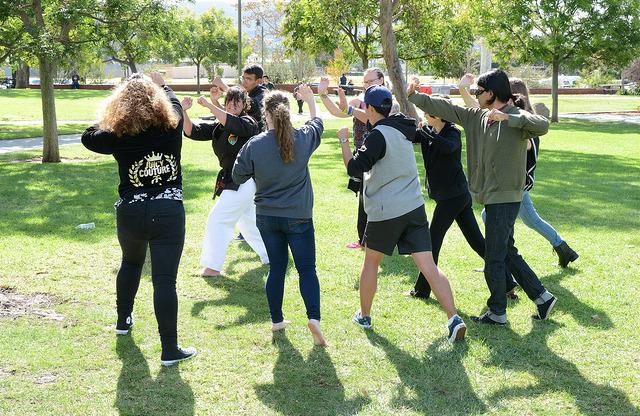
375, 113, 417, 141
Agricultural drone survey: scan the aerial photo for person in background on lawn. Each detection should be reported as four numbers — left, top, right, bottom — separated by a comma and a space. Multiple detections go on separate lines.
81, 72, 196, 366
337, 85, 466, 342
408, 70, 557, 325
458, 74, 579, 268
213, 64, 268, 132
340, 73, 347, 86
406, 94, 518, 300
181, 86, 269, 278
318, 68, 387, 250
293, 84, 305, 115
232, 85, 327, 346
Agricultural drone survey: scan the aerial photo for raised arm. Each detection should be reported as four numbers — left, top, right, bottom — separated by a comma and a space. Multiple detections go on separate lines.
458, 73, 480, 108
181, 97, 194, 136
407, 77, 477, 128
212, 76, 229, 92
318, 76, 350, 118
197, 89, 228, 126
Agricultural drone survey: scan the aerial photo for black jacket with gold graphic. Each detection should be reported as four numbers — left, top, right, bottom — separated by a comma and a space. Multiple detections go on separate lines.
81, 86, 184, 201
185, 113, 258, 197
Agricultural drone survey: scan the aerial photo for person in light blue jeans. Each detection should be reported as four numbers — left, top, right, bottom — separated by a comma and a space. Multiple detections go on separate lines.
232, 85, 327, 346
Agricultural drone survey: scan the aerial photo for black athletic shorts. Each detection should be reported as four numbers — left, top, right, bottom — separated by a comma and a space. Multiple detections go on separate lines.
363, 205, 432, 256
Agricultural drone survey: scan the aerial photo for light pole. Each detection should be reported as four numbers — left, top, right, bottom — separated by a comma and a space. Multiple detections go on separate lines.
256, 19, 264, 68
237, 0, 242, 83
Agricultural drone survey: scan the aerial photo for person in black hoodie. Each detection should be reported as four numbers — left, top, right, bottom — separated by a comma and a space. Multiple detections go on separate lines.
81, 72, 196, 366
182, 86, 269, 277
337, 85, 466, 343
406, 95, 518, 300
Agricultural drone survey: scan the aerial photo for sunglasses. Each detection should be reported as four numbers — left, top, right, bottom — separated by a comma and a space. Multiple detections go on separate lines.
474, 88, 488, 97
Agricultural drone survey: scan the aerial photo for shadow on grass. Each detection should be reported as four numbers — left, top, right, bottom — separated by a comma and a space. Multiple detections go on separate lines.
115, 336, 194, 416
366, 330, 487, 415
190, 264, 270, 330
483, 321, 639, 415
255, 331, 370, 416
0, 160, 213, 242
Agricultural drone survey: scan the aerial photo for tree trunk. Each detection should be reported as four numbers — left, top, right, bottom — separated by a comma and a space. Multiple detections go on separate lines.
551, 56, 559, 123
196, 61, 201, 95
15, 62, 30, 88
361, 51, 369, 70
378, 0, 418, 120
39, 55, 60, 163
128, 60, 138, 74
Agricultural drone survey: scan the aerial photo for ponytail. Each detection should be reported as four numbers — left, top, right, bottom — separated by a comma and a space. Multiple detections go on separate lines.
264, 92, 294, 163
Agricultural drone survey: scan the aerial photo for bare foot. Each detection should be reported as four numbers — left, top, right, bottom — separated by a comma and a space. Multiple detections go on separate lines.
201, 268, 221, 277
271, 320, 291, 332
308, 319, 327, 347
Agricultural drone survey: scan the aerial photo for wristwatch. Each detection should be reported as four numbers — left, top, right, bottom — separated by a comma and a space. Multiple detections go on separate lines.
340, 137, 349, 143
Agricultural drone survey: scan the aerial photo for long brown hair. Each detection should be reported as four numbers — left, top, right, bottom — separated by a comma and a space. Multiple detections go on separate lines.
263, 91, 294, 163
509, 78, 535, 113
97, 76, 179, 137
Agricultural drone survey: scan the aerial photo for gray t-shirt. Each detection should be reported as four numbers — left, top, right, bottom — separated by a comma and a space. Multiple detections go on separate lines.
232, 117, 323, 219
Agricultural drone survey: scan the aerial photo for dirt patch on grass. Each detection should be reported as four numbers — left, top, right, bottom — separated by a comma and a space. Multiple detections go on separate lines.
5, 157, 97, 164
0, 286, 64, 321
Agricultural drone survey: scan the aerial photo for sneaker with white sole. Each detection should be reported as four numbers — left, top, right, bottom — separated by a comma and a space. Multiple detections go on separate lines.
534, 295, 557, 320
352, 311, 372, 329
115, 315, 133, 335
447, 315, 466, 343
160, 346, 197, 366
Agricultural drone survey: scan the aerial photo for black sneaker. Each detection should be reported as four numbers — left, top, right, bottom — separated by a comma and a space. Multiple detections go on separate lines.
534, 295, 557, 320
553, 241, 579, 268
447, 315, 466, 343
406, 289, 430, 299
234, 233, 245, 242
115, 315, 133, 335
470, 311, 506, 326
353, 311, 372, 329
160, 346, 197, 366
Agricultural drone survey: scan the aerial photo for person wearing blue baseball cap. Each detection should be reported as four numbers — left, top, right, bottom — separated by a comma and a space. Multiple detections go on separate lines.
336, 85, 466, 343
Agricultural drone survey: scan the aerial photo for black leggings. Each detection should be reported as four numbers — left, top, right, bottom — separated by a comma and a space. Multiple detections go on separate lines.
297, 99, 304, 114
413, 193, 486, 296
115, 199, 185, 352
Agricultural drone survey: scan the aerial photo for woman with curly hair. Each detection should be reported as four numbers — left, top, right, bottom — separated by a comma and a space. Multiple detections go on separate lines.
181, 86, 268, 277
81, 72, 196, 366
232, 85, 327, 346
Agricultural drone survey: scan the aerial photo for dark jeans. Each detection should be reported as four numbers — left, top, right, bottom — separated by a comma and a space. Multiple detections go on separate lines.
357, 180, 367, 244
256, 215, 320, 323
413, 193, 517, 297
484, 202, 545, 315
116, 199, 185, 352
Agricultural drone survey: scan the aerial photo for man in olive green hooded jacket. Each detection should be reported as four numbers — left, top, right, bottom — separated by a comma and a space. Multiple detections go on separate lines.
408, 69, 557, 325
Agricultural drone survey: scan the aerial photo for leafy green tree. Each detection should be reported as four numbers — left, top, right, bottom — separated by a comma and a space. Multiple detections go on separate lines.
476, 0, 640, 121
173, 8, 237, 94
0, 0, 97, 162
283, 0, 380, 69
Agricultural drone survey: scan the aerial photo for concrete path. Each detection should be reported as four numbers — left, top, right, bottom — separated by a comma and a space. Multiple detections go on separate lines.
561, 112, 640, 124
0, 134, 82, 154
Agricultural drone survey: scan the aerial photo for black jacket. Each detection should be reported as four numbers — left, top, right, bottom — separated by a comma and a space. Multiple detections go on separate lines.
248, 84, 267, 132
186, 114, 259, 197
413, 122, 469, 201
81, 86, 184, 200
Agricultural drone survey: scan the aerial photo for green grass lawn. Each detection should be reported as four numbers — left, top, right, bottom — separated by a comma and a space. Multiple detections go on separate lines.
0, 118, 639, 415
0, 123, 89, 141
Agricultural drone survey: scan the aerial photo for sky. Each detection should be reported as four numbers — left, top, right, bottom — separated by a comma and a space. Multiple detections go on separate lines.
187, 0, 238, 18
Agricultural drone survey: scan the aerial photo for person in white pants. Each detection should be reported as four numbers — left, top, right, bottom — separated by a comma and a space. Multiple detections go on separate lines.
200, 177, 268, 274
182, 86, 268, 277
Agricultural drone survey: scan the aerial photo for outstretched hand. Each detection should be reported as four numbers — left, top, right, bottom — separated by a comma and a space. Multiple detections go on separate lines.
459, 73, 475, 88
197, 96, 213, 109
298, 84, 314, 102
487, 108, 509, 122
318, 76, 330, 95
149, 71, 165, 86
210, 85, 222, 102
181, 97, 193, 111
407, 77, 420, 96
338, 127, 350, 142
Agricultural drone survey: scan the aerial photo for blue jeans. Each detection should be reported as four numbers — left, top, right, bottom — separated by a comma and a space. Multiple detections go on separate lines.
484, 202, 546, 316
481, 191, 563, 247
256, 215, 320, 323
519, 191, 563, 247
